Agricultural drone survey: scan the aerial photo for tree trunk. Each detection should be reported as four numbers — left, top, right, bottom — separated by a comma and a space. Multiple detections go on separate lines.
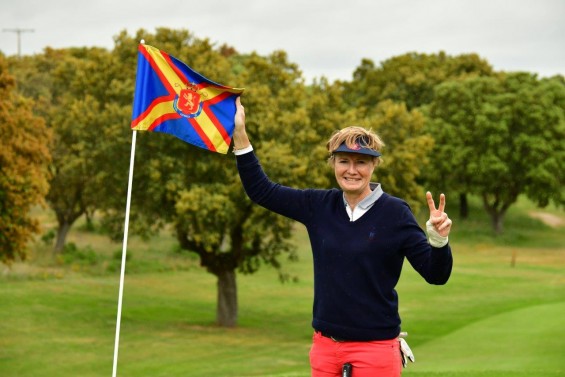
216, 269, 238, 327
482, 193, 513, 235
84, 208, 95, 231
491, 212, 504, 235
459, 193, 469, 219
174, 226, 241, 328
54, 221, 72, 254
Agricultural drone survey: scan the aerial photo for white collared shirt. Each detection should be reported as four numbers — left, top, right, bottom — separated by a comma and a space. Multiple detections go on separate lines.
344, 183, 383, 222
233, 145, 254, 155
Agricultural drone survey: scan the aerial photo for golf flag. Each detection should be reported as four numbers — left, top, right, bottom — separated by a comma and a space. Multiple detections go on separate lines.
131, 43, 244, 153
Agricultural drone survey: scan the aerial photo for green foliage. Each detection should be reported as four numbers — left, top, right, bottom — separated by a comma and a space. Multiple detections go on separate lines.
40, 229, 56, 245
425, 73, 565, 232
343, 51, 494, 111
58, 242, 99, 266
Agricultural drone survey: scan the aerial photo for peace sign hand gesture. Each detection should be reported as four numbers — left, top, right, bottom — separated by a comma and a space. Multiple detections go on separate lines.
426, 191, 452, 238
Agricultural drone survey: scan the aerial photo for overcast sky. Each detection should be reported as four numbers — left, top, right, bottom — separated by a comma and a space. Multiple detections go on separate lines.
1, 0, 563, 82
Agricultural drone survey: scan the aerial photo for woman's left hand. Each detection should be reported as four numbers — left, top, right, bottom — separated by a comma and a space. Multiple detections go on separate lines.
426, 192, 452, 237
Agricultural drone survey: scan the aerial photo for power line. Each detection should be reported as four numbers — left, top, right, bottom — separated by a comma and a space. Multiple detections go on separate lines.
3, 28, 35, 57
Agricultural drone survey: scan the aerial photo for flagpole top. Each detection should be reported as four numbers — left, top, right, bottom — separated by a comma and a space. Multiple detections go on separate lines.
140, 39, 145, 44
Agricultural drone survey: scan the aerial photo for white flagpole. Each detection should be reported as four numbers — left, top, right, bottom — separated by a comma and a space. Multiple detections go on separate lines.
112, 130, 137, 377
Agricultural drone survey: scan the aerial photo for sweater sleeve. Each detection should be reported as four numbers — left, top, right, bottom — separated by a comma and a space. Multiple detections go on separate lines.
399, 203, 453, 285
236, 151, 311, 224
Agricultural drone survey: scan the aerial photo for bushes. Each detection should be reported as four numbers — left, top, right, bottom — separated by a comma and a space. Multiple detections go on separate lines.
58, 242, 99, 267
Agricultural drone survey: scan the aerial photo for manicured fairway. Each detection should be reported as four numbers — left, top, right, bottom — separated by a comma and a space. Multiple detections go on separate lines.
405, 302, 565, 376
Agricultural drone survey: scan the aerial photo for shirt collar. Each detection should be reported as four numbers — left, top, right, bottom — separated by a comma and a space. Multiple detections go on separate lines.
343, 183, 383, 209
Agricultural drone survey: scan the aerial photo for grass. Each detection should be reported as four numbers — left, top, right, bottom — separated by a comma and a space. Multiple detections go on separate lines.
0, 197, 564, 376
407, 302, 565, 374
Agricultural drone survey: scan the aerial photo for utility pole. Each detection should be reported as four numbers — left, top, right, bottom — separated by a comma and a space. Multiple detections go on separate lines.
3, 28, 35, 57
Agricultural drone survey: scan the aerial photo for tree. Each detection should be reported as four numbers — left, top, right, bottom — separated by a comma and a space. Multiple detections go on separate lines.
426, 73, 565, 233
0, 55, 52, 263
8, 47, 133, 253
47, 91, 130, 252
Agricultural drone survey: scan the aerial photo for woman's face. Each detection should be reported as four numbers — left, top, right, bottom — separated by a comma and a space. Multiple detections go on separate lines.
333, 152, 376, 197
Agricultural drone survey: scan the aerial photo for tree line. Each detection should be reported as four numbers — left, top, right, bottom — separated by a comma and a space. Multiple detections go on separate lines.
1, 27, 564, 326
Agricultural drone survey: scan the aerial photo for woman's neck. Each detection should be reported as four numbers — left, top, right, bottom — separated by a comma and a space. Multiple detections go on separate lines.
344, 188, 372, 210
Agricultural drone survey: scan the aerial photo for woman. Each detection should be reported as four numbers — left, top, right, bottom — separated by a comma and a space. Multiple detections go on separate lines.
232, 97, 453, 377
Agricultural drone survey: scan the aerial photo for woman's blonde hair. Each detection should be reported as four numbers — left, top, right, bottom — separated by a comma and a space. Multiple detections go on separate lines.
326, 126, 385, 164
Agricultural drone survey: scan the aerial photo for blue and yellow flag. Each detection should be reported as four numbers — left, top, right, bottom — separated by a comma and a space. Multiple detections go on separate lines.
131, 44, 244, 154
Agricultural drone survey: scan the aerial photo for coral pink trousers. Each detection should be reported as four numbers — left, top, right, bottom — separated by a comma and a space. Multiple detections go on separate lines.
309, 331, 402, 377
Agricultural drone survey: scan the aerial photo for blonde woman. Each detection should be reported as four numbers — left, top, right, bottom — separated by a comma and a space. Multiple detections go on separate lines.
233, 97, 452, 377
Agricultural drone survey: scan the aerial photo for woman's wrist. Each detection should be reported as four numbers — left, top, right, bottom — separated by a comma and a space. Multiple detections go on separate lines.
232, 129, 251, 150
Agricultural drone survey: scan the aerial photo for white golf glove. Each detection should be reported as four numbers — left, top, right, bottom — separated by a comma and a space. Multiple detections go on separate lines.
426, 220, 449, 248
399, 332, 415, 368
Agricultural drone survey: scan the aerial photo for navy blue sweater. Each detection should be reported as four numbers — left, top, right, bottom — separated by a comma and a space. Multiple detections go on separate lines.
237, 151, 453, 341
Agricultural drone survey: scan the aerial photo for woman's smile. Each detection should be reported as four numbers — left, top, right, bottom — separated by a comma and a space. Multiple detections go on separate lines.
333, 153, 376, 199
